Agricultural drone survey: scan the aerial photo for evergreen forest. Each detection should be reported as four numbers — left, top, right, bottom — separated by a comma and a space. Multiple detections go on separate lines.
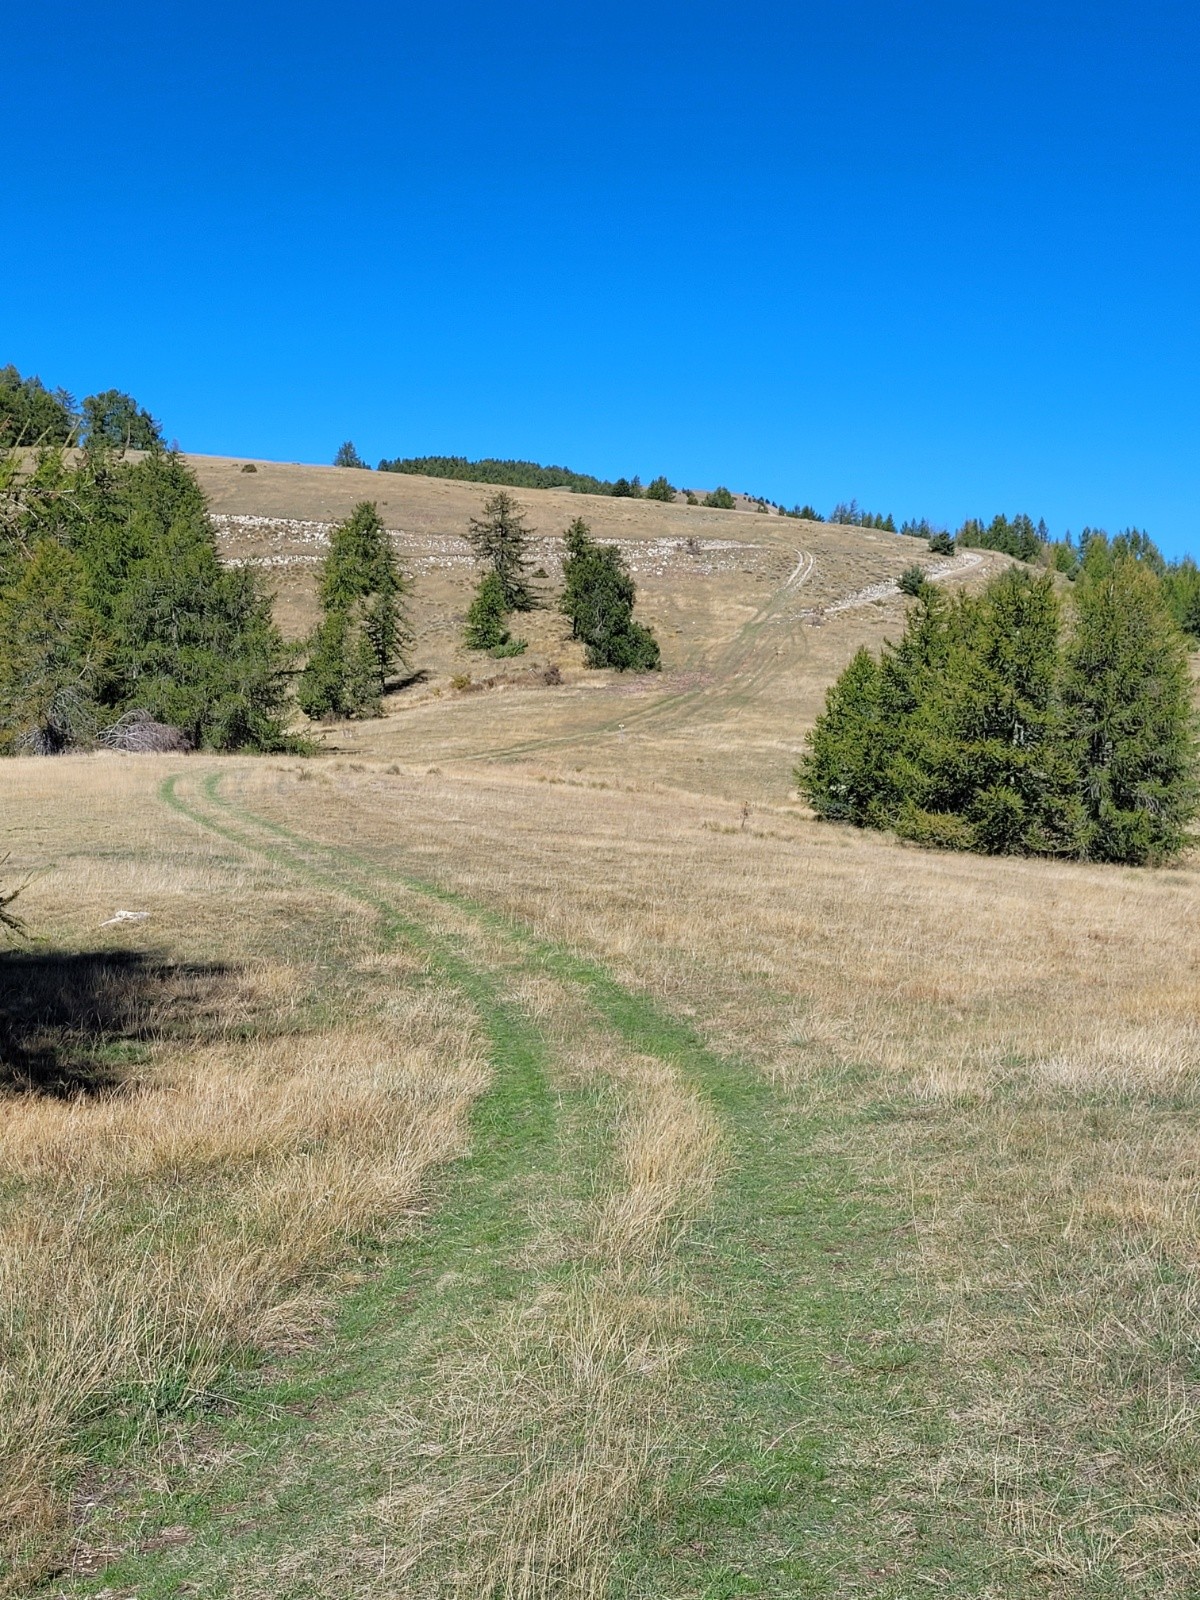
798, 563, 1198, 865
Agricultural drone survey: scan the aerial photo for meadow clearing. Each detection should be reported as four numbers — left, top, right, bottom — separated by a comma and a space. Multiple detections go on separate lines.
2, 461, 1198, 1597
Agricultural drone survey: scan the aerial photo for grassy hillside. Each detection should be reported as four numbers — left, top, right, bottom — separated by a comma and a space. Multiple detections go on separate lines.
189, 453, 1005, 799
3, 457, 1198, 1597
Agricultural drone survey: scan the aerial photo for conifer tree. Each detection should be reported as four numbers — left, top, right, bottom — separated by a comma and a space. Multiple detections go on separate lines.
795, 648, 886, 824
895, 573, 1062, 851
298, 501, 412, 718
464, 571, 511, 651
0, 449, 292, 751
465, 491, 535, 611
1059, 559, 1198, 863
0, 540, 98, 752
797, 562, 1198, 865
559, 518, 660, 671
80, 390, 163, 451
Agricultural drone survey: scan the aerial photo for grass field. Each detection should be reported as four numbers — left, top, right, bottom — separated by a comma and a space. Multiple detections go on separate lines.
3, 460, 1199, 1596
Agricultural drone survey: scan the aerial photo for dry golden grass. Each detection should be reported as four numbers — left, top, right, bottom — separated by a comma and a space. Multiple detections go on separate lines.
184, 452, 1008, 799
224, 756, 1200, 1590
372, 999, 718, 1600
2, 457, 1197, 1592
378, 1278, 692, 1600
0, 758, 487, 1593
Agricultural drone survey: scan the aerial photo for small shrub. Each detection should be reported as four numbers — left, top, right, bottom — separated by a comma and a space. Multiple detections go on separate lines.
541, 662, 563, 686
489, 638, 527, 658
685, 491, 699, 506
240, 462, 257, 473
450, 673, 472, 691
898, 565, 928, 596
928, 530, 956, 556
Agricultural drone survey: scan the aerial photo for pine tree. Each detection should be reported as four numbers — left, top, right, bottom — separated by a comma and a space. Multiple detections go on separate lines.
0, 449, 292, 751
465, 491, 536, 611
80, 390, 163, 451
896, 573, 1063, 851
464, 571, 511, 651
1059, 560, 1198, 863
797, 562, 1198, 864
296, 610, 379, 720
645, 475, 675, 502
0, 540, 99, 753
0, 365, 77, 447
795, 648, 887, 824
299, 501, 412, 716
333, 441, 369, 469
559, 518, 660, 671
703, 486, 735, 510
1162, 557, 1200, 643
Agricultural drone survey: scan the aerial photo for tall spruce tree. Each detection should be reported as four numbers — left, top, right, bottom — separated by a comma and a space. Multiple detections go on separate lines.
464, 571, 512, 651
0, 540, 98, 753
795, 648, 887, 825
79, 390, 163, 451
298, 501, 411, 719
895, 573, 1063, 852
465, 491, 535, 611
1059, 559, 1198, 863
559, 518, 660, 671
0, 366, 77, 447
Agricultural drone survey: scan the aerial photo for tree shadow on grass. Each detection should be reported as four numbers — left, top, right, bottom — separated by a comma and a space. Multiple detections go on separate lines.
387, 667, 430, 694
0, 949, 235, 1098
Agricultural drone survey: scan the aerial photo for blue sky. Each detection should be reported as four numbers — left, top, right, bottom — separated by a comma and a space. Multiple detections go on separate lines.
8, 2, 1199, 555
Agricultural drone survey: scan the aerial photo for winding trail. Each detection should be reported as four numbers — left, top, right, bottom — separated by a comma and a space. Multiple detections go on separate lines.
102, 769, 942, 1599
448, 542, 987, 771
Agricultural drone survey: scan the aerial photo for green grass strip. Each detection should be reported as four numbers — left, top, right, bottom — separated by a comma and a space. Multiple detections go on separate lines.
204, 773, 992, 1597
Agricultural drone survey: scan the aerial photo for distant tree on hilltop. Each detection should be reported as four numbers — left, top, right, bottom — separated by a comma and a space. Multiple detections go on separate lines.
80, 390, 163, 451
334, 441, 369, 469
645, 476, 675, 502
703, 486, 735, 509
378, 454, 617, 495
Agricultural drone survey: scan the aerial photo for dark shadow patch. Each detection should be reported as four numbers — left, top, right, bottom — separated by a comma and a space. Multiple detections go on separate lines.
0, 949, 235, 1098
386, 666, 431, 694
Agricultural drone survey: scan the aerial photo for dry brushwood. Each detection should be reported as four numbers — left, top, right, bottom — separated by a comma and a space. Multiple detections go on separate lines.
99, 710, 192, 755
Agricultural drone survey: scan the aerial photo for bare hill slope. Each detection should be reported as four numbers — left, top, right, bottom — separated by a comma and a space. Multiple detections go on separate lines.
190, 453, 1007, 800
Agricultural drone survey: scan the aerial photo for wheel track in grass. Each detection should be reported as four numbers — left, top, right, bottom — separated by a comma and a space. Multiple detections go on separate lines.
446, 549, 816, 768
134, 771, 733, 1597
139, 769, 995, 1597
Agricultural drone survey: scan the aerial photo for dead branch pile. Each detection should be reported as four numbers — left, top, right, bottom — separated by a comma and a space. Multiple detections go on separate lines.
99, 710, 192, 754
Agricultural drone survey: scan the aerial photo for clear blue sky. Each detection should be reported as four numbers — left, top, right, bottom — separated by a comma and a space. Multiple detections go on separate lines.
8, 2, 1199, 555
